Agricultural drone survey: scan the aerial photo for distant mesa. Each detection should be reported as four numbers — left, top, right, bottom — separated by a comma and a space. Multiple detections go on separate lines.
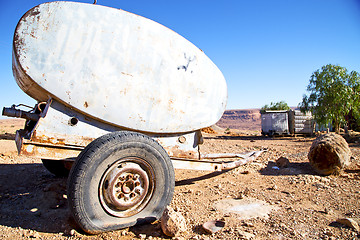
216, 109, 261, 131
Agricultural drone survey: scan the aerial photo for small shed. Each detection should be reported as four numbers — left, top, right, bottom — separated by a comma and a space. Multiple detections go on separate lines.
261, 109, 314, 136
261, 110, 290, 136
289, 110, 314, 135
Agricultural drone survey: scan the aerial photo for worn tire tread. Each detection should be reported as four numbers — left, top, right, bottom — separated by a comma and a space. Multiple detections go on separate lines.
67, 131, 174, 234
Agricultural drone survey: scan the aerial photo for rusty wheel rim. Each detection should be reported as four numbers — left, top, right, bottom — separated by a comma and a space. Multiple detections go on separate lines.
99, 157, 154, 217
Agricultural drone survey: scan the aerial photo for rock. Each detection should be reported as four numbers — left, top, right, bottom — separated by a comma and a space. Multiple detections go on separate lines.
139, 233, 146, 239
243, 187, 250, 196
201, 126, 217, 134
268, 184, 278, 190
236, 229, 255, 239
324, 207, 332, 215
173, 237, 186, 240
324, 229, 333, 236
69, 229, 76, 236
29, 231, 40, 238
63, 228, 76, 236
30, 208, 38, 213
191, 236, 202, 240
160, 206, 187, 237
336, 217, 360, 233
276, 157, 290, 168
242, 221, 254, 227
202, 220, 225, 234
308, 133, 351, 175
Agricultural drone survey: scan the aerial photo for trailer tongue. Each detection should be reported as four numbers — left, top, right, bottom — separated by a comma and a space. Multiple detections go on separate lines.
3, 1, 262, 234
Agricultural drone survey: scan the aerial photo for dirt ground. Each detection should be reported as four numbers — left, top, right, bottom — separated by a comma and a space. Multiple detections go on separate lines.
0, 119, 359, 239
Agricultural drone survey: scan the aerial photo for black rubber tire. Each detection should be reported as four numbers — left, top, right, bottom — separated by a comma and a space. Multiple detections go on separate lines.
67, 131, 175, 234
42, 159, 72, 177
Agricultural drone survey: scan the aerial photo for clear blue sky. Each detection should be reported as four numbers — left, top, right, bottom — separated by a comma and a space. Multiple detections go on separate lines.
1, 0, 359, 112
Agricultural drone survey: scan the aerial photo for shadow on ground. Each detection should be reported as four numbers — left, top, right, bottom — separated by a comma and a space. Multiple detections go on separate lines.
0, 133, 16, 140
0, 163, 73, 234
260, 161, 318, 176
0, 162, 180, 238
204, 135, 315, 142
175, 170, 230, 186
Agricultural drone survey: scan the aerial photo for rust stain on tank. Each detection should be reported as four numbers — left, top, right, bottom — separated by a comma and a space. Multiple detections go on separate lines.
121, 72, 133, 77
166, 145, 198, 160
31, 132, 66, 145
28, 7, 41, 18
168, 99, 174, 112
20, 143, 82, 160
119, 88, 127, 95
31, 131, 94, 147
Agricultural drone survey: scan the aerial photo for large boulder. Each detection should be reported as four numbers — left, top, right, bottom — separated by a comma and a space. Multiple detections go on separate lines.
308, 133, 351, 175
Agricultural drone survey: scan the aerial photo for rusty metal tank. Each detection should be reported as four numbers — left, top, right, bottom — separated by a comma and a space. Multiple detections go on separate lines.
12, 1, 227, 134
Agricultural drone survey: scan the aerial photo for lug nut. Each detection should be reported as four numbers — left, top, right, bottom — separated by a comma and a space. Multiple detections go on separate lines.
118, 193, 125, 199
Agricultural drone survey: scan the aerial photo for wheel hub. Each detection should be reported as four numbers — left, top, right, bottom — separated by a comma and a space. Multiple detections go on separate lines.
100, 160, 152, 217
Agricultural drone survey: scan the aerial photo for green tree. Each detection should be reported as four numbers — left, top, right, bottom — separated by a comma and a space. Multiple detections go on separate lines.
261, 101, 290, 112
300, 64, 360, 133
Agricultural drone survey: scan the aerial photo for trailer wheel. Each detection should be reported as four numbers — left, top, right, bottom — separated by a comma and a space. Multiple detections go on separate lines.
41, 159, 73, 177
67, 131, 175, 234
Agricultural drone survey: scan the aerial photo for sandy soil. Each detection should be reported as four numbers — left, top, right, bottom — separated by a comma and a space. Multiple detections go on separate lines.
0, 119, 359, 239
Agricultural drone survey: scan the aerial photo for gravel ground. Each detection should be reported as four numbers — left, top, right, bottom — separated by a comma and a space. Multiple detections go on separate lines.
0, 119, 359, 239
